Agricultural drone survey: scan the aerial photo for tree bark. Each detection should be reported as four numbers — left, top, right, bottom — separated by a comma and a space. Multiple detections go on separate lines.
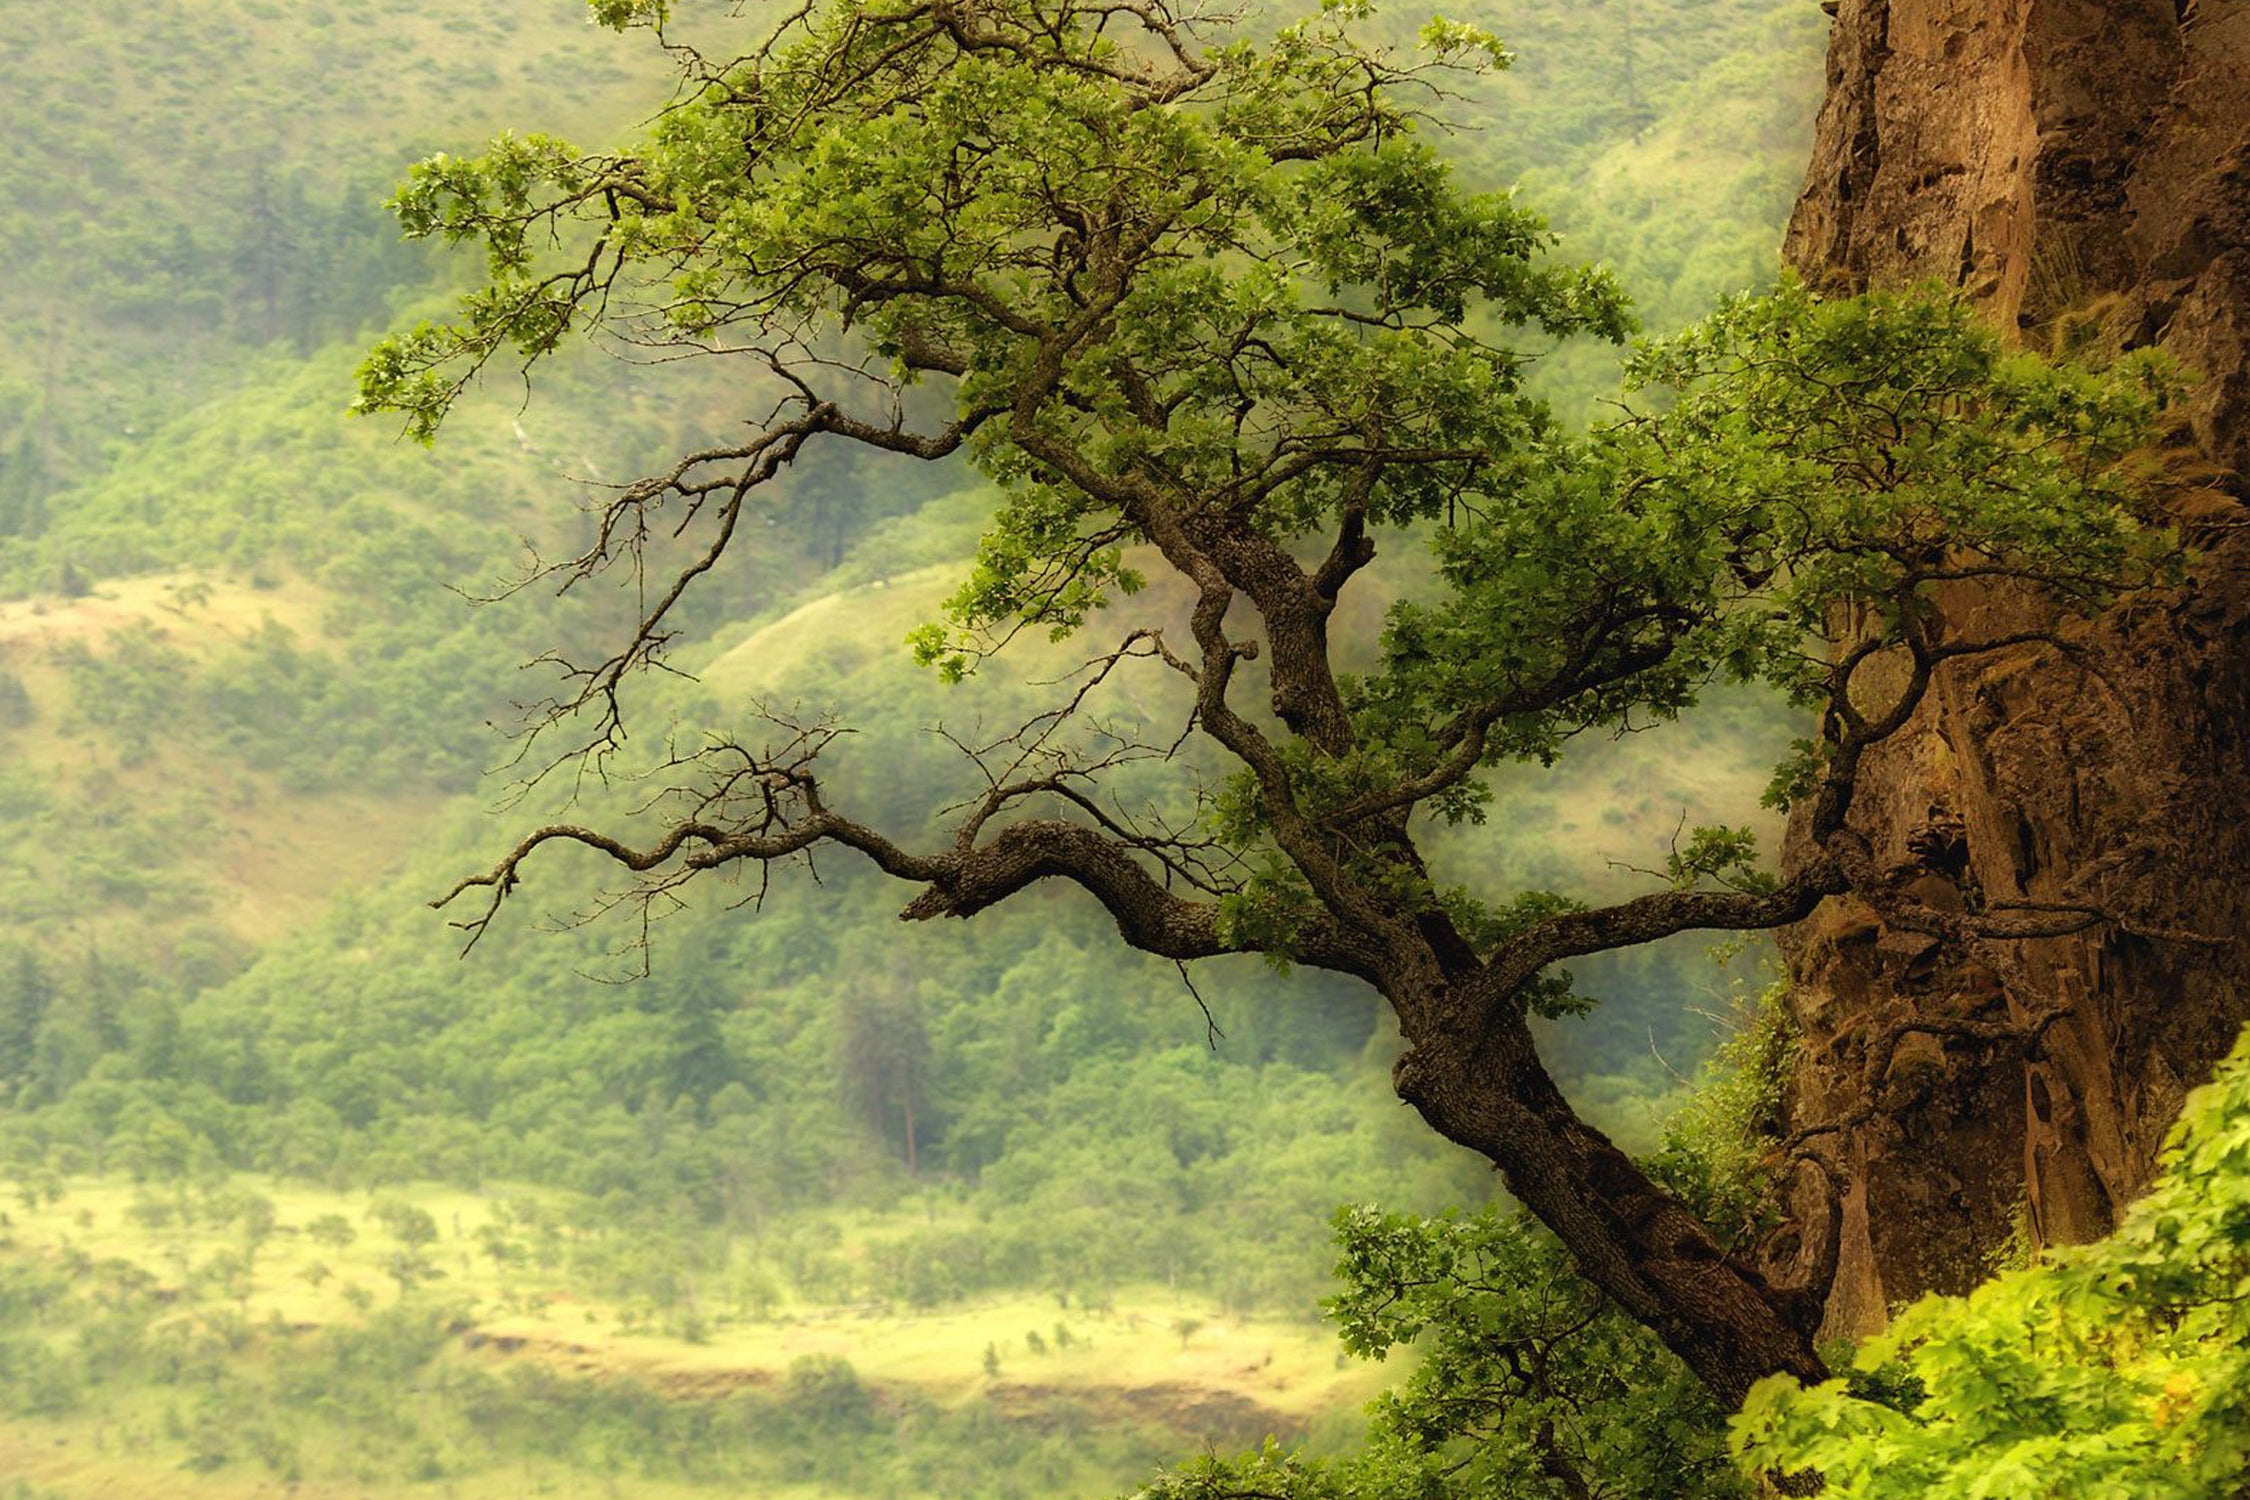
1394, 1007, 1828, 1409
1778, 0, 2250, 1333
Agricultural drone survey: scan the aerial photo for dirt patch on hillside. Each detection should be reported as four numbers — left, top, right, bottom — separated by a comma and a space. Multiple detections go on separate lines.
984, 1380, 1297, 1449
452, 1325, 1294, 1444
0, 571, 327, 653
648, 1365, 782, 1400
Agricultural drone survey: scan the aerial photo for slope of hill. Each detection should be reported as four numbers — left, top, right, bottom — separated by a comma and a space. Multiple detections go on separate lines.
0, 0, 671, 499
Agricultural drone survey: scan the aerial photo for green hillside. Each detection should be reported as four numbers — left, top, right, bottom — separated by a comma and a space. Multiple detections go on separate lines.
0, 1, 1838, 1496
0, 0, 672, 499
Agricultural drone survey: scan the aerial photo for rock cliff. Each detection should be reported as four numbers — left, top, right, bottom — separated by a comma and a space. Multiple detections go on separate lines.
1776, 0, 2250, 1333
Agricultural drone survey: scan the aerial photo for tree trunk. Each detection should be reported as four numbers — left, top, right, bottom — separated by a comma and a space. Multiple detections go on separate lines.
1779, 0, 2250, 1333
1396, 1010, 1827, 1408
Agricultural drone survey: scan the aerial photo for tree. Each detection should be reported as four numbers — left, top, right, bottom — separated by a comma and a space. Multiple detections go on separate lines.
369, 1198, 439, 1252
835, 963, 932, 1171
235, 1192, 278, 1270
0, 945, 54, 1103
305, 1212, 357, 1250
360, 0, 2176, 1405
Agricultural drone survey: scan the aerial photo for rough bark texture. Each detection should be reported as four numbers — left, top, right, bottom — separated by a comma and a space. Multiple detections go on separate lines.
1779, 0, 2250, 1333
1397, 1014, 1829, 1409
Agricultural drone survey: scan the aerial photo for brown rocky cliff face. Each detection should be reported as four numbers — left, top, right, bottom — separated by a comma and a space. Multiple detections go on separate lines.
1776, 0, 2250, 1333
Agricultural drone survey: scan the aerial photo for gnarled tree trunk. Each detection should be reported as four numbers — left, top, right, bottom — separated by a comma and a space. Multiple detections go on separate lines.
1778, 0, 2250, 1333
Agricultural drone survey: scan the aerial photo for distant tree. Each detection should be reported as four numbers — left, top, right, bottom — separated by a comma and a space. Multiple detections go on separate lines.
305, 1212, 357, 1250
236, 1193, 278, 1267
382, 1249, 442, 1297
733, 1266, 781, 1322
476, 1223, 524, 1275
0, 434, 50, 541
0, 945, 53, 1101
23, 946, 132, 1106
369, 1199, 439, 1251
234, 161, 294, 345
0, 670, 34, 731
126, 991, 184, 1081
1588, 0, 1656, 138
125, 1193, 174, 1231
366, 0, 2177, 1409
192, 1249, 254, 1305
834, 966, 932, 1171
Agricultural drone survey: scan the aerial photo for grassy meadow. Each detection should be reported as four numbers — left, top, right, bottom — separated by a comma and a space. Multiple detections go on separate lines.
0, 1172, 1387, 1499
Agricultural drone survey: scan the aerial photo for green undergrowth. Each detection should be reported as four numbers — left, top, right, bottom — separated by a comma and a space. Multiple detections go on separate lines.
1737, 1023, 2250, 1496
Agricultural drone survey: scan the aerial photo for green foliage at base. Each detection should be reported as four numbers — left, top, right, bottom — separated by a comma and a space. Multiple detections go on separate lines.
1645, 978, 1797, 1249
1132, 1019, 2250, 1500
1734, 1025, 2250, 1497
1130, 989, 1802, 1500
1135, 1203, 1748, 1500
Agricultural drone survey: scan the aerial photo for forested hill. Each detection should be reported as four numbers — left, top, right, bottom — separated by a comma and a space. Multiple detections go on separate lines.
0, 2, 1830, 1495
0, 2, 671, 506
0, 0, 1823, 1119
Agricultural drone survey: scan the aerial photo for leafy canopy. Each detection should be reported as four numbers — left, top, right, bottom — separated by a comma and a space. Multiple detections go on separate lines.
358, 0, 1628, 677
355, 0, 2176, 987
